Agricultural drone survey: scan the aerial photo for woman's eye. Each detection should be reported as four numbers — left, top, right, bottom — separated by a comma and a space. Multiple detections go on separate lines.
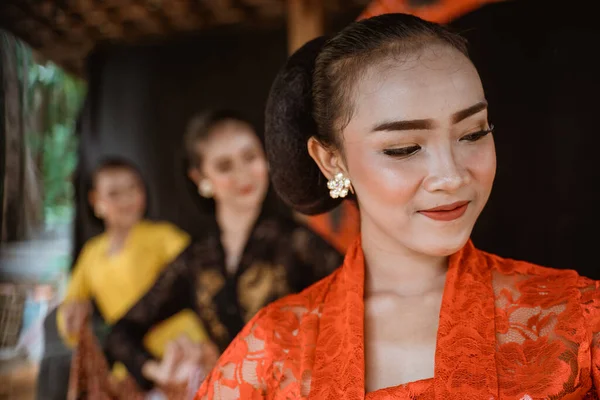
214, 159, 233, 173
382, 145, 421, 158
243, 152, 257, 162
460, 124, 494, 142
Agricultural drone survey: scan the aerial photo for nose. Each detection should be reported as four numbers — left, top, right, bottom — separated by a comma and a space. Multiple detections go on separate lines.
422, 145, 471, 193
118, 190, 137, 206
229, 164, 248, 188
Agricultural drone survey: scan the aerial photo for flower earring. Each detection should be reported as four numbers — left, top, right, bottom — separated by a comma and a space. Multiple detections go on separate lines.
198, 179, 214, 198
327, 172, 353, 199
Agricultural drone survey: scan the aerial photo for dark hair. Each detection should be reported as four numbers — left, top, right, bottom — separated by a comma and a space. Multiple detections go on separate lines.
265, 13, 469, 215
184, 109, 255, 168
91, 156, 144, 190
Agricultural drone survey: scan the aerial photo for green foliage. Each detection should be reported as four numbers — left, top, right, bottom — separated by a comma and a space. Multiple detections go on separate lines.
42, 124, 78, 217
21, 46, 86, 224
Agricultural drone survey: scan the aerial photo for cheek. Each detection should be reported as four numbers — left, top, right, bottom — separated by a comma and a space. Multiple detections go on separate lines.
250, 159, 269, 183
464, 141, 496, 190
347, 145, 419, 207
104, 200, 120, 214
213, 174, 235, 193
134, 191, 146, 207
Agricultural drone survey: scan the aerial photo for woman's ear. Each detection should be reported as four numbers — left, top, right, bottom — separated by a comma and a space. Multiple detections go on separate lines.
307, 137, 348, 180
88, 190, 97, 209
187, 167, 203, 186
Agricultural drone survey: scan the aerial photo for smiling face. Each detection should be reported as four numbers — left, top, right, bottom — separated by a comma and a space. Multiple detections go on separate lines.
310, 43, 496, 257
91, 167, 146, 230
190, 120, 269, 213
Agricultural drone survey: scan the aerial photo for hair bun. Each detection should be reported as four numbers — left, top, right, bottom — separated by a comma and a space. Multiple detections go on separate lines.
265, 36, 343, 215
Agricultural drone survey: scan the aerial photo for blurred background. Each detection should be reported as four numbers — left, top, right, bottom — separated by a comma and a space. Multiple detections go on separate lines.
0, 0, 599, 398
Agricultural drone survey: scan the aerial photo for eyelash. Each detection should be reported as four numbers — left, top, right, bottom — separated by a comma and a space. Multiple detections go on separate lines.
383, 146, 421, 158
460, 124, 495, 142
383, 124, 494, 158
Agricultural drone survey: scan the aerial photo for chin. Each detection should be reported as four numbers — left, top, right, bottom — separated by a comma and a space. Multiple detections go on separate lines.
417, 229, 472, 257
245, 189, 268, 208
233, 197, 263, 211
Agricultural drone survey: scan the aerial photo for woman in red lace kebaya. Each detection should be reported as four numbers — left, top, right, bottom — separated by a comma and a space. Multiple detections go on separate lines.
196, 14, 600, 399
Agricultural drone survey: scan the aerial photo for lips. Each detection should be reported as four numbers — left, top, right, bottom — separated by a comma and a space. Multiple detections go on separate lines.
418, 201, 470, 222
239, 185, 255, 195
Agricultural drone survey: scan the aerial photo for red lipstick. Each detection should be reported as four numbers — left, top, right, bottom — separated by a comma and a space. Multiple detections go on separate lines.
239, 185, 255, 195
418, 201, 470, 222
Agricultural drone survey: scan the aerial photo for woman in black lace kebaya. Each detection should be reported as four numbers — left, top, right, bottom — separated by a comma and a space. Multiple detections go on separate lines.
105, 110, 343, 394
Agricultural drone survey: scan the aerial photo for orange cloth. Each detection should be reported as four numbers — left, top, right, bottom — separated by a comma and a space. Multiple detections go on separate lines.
305, 202, 360, 253
196, 239, 600, 399
358, 0, 504, 23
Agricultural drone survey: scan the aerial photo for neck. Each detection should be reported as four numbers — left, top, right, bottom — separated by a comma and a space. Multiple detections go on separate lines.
216, 203, 261, 235
360, 219, 448, 298
105, 223, 136, 252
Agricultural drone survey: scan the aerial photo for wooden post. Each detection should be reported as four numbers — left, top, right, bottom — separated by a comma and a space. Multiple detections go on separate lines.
286, 0, 324, 54
0, 36, 4, 242
286, 1, 362, 253
0, 33, 41, 242
287, 0, 325, 226
1, 32, 25, 242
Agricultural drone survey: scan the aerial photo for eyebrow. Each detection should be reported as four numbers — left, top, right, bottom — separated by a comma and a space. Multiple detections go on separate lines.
371, 100, 488, 132
212, 144, 257, 162
451, 101, 488, 124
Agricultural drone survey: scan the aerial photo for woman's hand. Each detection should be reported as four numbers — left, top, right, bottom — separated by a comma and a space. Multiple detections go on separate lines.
178, 335, 220, 376
61, 300, 91, 336
142, 335, 220, 386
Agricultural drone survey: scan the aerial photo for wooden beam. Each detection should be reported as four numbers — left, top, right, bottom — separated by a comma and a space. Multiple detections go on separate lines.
286, 0, 324, 54
0, 40, 4, 242
286, 1, 362, 252
1, 33, 25, 241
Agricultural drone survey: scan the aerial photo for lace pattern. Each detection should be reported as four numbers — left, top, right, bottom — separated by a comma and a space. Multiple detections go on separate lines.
106, 212, 342, 391
196, 239, 600, 399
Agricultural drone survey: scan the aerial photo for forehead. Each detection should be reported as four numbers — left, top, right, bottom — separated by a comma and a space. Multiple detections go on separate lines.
95, 168, 139, 188
346, 45, 484, 132
196, 122, 261, 160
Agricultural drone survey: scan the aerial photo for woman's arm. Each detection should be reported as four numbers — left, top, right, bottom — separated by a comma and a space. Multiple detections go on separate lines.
57, 246, 94, 346
105, 249, 195, 391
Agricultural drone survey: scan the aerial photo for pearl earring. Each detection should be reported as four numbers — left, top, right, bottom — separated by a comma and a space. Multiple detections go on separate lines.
327, 172, 353, 199
198, 179, 214, 198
